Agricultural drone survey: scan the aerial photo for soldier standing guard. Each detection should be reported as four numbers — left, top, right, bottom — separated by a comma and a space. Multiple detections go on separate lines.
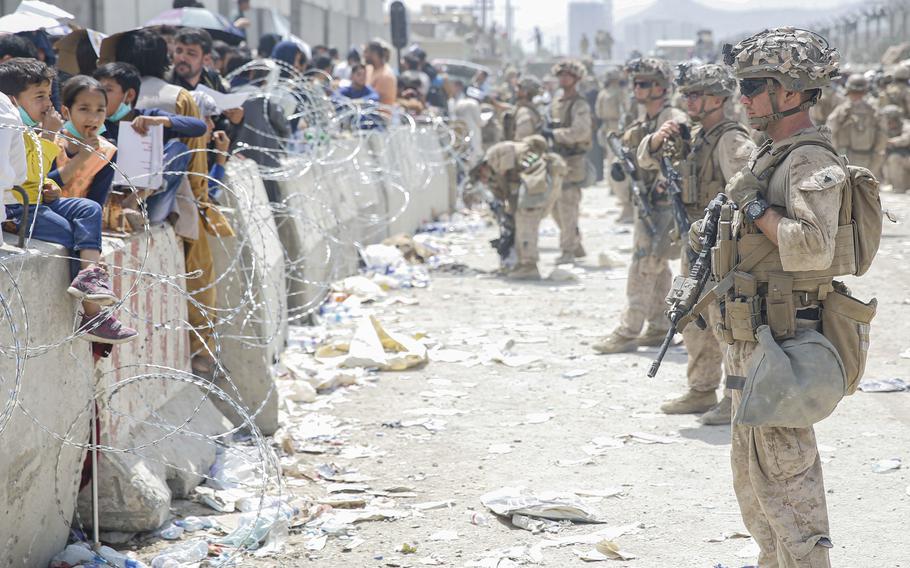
881, 104, 910, 193
637, 63, 755, 424
593, 57, 688, 354
503, 77, 543, 141
826, 74, 886, 177
596, 69, 633, 223
709, 27, 879, 566
542, 60, 593, 264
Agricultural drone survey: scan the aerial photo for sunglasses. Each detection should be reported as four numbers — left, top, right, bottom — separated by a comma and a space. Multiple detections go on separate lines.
739, 79, 768, 98
634, 81, 654, 89
684, 91, 704, 100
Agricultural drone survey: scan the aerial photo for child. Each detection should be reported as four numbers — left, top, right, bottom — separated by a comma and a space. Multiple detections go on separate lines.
49, 76, 117, 205
93, 62, 207, 224
0, 58, 137, 344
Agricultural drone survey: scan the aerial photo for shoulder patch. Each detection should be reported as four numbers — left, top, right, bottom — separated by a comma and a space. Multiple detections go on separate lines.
798, 163, 846, 191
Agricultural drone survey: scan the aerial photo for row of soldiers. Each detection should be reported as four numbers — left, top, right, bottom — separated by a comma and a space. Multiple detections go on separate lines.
473, 26, 881, 567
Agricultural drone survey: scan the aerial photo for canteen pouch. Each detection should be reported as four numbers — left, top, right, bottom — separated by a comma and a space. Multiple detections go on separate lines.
821, 286, 877, 394
766, 272, 796, 341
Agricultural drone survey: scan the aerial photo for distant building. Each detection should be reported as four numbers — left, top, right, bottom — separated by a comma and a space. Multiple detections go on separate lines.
568, 1, 611, 58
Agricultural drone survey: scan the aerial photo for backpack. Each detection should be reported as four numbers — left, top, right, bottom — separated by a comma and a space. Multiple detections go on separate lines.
763, 138, 883, 276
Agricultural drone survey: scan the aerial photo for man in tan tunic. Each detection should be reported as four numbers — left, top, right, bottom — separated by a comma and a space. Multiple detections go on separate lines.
881, 104, 910, 193
826, 74, 886, 177
716, 28, 850, 567
596, 68, 632, 222
593, 57, 688, 353
637, 63, 755, 423
543, 59, 592, 264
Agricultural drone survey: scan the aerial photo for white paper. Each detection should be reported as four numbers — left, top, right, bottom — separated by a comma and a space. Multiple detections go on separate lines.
113, 122, 163, 189
195, 84, 250, 112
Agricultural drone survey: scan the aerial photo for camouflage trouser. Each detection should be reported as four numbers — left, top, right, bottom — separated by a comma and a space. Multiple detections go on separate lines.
680, 250, 726, 391
728, 339, 832, 568
884, 152, 909, 193
514, 206, 545, 265
553, 184, 582, 254
617, 207, 675, 336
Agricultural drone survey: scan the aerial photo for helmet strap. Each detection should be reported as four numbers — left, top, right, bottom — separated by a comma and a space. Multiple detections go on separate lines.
749, 79, 819, 130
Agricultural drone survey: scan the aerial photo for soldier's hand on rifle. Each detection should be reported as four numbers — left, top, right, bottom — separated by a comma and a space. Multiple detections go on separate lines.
726, 166, 767, 208
649, 120, 680, 152
541, 125, 555, 142
688, 218, 705, 254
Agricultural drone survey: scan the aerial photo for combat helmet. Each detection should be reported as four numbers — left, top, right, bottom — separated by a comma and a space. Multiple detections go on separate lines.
625, 56, 672, 88
894, 65, 910, 82
845, 73, 869, 93
550, 59, 586, 80
676, 62, 736, 96
723, 27, 840, 129
733, 326, 846, 428
603, 67, 622, 84
517, 76, 542, 97
881, 104, 903, 121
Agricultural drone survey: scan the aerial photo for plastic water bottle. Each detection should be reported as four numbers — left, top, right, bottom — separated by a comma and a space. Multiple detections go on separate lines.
466, 511, 490, 526
150, 540, 209, 568
97, 546, 149, 568
158, 524, 184, 540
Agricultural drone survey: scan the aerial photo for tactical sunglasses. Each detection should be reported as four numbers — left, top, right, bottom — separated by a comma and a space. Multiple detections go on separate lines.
684, 91, 704, 100
634, 80, 654, 89
739, 78, 768, 98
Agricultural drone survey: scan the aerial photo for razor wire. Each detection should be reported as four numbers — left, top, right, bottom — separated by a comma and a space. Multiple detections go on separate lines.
0, 64, 468, 566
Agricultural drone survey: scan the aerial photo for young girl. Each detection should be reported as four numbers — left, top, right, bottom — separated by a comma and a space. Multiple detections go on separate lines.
49, 75, 117, 207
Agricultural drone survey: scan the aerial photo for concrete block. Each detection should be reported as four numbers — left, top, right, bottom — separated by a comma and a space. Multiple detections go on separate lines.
0, 238, 94, 567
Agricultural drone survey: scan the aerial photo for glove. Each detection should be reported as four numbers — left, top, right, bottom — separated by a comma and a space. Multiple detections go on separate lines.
688, 218, 705, 254
540, 125, 555, 142
726, 167, 766, 207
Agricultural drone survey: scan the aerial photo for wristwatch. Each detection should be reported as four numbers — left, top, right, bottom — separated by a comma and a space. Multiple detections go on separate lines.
743, 197, 770, 222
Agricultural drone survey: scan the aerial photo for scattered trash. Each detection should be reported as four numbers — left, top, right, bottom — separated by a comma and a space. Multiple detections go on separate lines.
597, 251, 625, 269
428, 529, 459, 541
582, 437, 625, 456
620, 432, 677, 445
512, 514, 565, 534
429, 348, 474, 363
872, 458, 902, 473
563, 369, 590, 379
527, 523, 643, 563
858, 378, 909, 392
576, 539, 637, 561
412, 500, 456, 511
150, 540, 209, 568
466, 511, 490, 526
49, 543, 98, 568
524, 413, 554, 424
487, 444, 513, 454
305, 534, 328, 551
480, 487, 607, 523
548, 268, 579, 282
316, 315, 428, 371
705, 530, 751, 543
735, 539, 761, 559
400, 543, 419, 554
157, 523, 184, 540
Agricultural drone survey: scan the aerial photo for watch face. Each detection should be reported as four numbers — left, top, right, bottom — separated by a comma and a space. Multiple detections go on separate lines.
746, 201, 763, 220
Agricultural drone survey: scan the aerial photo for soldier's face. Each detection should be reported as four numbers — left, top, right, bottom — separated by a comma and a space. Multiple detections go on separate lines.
558, 72, 577, 90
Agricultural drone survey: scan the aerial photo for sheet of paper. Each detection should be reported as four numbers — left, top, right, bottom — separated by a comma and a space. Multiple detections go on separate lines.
113, 122, 163, 189
195, 84, 250, 112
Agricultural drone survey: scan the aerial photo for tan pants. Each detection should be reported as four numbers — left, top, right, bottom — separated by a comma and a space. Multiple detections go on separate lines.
680, 251, 726, 391
184, 217, 217, 357
553, 184, 582, 254
617, 207, 675, 336
514, 206, 545, 265
884, 152, 909, 193
728, 340, 832, 568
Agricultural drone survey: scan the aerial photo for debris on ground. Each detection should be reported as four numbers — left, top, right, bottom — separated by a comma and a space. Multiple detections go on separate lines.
858, 378, 909, 392
480, 487, 607, 523
871, 458, 902, 473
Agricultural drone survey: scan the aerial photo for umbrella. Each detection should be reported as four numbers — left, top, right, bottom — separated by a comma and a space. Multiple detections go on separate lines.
55, 27, 107, 75
145, 7, 244, 45
0, 11, 58, 34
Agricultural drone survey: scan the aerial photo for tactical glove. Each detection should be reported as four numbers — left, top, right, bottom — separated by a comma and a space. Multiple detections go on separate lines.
726, 167, 766, 207
688, 217, 705, 254
540, 125, 555, 142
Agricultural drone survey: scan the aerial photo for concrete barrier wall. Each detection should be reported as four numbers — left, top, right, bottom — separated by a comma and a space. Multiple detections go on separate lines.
0, 126, 455, 558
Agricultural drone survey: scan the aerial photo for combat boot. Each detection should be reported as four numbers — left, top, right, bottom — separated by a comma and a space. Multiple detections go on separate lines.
555, 252, 575, 264
507, 263, 541, 280
573, 244, 587, 258
637, 326, 670, 347
698, 395, 733, 425
592, 330, 638, 354
660, 389, 717, 415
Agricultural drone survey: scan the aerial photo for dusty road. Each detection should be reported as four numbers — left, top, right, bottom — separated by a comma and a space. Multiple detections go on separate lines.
138, 183, 909, 567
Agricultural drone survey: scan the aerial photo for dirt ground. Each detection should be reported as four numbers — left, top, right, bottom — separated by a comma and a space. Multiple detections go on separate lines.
137, 182, 910, 567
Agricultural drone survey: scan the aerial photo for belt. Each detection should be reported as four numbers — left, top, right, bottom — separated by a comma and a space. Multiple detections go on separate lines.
796, 307, 820, 320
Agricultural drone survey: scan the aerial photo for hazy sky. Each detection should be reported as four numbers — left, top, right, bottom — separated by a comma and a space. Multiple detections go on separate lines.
401, 0, 852, 53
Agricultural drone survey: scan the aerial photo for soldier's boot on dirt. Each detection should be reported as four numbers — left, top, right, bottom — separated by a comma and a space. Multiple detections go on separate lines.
637, 326, 671, 347
698, 395, 733, 425
660, 389, 718, 415
616, 203, 634, 224
555, 252, 575, 264
507, 263, 541, 281
592, 330, 639, 354
573, 244, 587, 258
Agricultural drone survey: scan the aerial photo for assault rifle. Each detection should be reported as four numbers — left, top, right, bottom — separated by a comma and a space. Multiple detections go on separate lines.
659, 156, 693, 262
648, 193, 730, 378
605, 132, 656, 235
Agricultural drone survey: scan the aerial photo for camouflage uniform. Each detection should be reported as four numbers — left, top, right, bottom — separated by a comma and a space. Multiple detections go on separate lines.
639, 63, 756, 420
881, 104, 910, 193
826, 75, 886, 177
720, 28, 847, 567
511, 78, 543, 141
878, 65, 910, 117
550, 60, 593, 261
595, 57, 688, 352
809, 84, 843, 125
596, 70, 632, 220
484, 136, 567, 279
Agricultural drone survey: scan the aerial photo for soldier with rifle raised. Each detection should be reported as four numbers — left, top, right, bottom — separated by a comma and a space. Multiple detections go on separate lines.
592, 57, 689, 355
638, 63, 755, 424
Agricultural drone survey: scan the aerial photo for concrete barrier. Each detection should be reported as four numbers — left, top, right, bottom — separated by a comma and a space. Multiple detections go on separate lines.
0, 237, 94, 567
77, 225, 232, 532
210, 157, 287, 436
